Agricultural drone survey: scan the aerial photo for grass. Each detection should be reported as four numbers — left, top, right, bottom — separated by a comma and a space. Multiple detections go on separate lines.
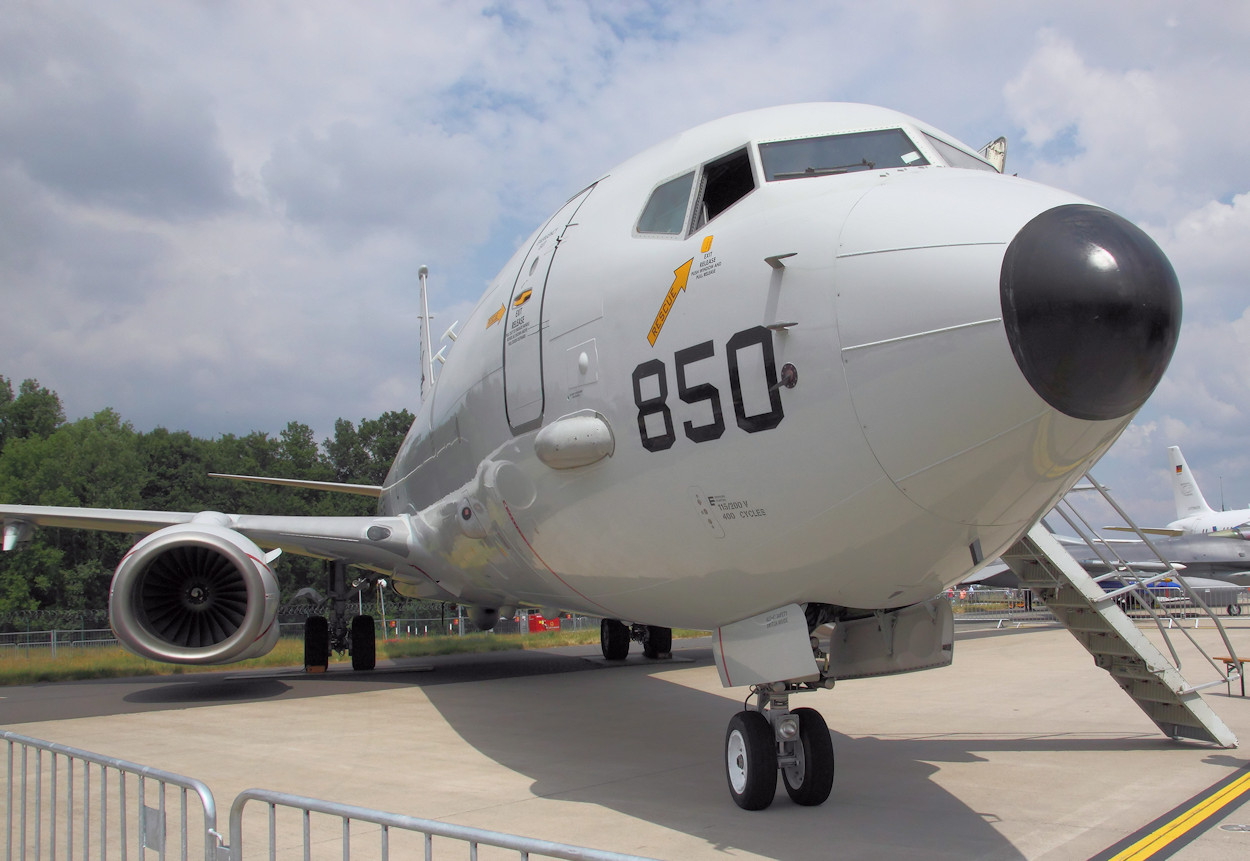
0, 628, 709, 686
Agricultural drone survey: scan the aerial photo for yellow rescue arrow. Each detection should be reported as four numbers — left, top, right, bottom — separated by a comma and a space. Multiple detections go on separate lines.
487, 303, 506, 328
648, 258, 694, 346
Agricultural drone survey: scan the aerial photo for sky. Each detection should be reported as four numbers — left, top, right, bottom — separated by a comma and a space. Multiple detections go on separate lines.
1, 1, 1248, 528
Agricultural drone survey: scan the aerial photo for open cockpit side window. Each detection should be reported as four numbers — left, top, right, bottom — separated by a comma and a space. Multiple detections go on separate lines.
636, 146, 756, 238
759, 129, 928, 181
691, 147, 754, 232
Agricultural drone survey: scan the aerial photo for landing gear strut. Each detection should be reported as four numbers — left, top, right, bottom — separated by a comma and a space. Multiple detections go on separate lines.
302, 560, 376, 672
599, 619, 672, 660
717, 600, 952, 809
726, 683, 835, 810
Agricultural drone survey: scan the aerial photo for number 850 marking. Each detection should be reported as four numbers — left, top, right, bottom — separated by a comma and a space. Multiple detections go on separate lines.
631, 325, 784, 452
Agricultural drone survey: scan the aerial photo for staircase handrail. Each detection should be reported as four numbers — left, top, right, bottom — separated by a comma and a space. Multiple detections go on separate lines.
1051, 500, 1185, 669
1064, 473, 1241, 685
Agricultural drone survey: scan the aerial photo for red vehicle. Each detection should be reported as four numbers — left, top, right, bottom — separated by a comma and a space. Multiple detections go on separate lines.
527, 612, 561, 633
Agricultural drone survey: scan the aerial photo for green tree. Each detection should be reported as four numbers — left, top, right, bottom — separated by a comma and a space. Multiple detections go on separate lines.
0, 409, 142, 624
8, 378, 66, 441
138, 427, 224, 512
325, 409, 413, 486
279, 421, 332, 479
0, 376, 12, 454
0, 376, 65, 455
0, 376, 419, 620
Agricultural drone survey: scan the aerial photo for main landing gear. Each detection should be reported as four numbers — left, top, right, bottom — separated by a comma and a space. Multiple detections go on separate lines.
303, 560, 377, 672
725, 682, 835, 810
599, 619, 672, 660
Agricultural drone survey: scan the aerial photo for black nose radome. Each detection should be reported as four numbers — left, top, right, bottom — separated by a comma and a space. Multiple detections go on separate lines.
1000, 204, 1181, 422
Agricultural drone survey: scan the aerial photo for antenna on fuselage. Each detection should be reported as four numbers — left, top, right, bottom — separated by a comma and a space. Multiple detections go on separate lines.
418, 265, 435, 401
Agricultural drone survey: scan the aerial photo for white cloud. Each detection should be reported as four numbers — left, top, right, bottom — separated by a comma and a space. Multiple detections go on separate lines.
1151, 192, 1250, 319
1004, 30, 1184, 217
1, 0, 1248, 522
1003, 25, 1250, 220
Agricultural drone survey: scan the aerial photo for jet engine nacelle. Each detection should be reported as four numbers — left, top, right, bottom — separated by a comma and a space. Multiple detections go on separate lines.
468, 606, 501, 631
109, 522, 281, 665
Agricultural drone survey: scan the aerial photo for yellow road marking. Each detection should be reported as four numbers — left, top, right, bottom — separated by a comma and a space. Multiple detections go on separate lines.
1104, 768, 1250, 860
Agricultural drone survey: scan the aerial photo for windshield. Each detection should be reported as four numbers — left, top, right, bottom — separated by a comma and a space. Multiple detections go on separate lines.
759, 129, 928, 181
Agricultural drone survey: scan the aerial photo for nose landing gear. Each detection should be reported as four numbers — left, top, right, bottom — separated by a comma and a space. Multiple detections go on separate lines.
726, 682, 835, 810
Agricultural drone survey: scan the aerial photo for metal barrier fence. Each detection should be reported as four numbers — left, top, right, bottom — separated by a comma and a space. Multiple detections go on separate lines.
3, 731, 658, 860
0, 629, 118, 657
945, 585, 1247, 628
946, 588, 1055, 627
4, 730, 219, 860
1, 613, 601, 659
229, 789, 657, 861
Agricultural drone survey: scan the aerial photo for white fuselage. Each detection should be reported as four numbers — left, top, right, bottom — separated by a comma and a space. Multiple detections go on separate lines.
376, 104, 1155, 630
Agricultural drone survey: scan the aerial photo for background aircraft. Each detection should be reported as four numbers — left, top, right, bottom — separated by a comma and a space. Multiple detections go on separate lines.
1105, 446, 1250, 537
967, 528, 1249, 615
1061, 532, 1249, 613
1165, 445, 1250, 534
0, 103, 1182, 810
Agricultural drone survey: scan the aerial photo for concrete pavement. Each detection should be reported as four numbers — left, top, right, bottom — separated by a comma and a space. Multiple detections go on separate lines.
4, 624, 1250, 859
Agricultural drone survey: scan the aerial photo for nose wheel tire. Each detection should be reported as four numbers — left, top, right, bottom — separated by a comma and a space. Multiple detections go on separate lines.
725, 710, 777, 810
780, 707, 835, 806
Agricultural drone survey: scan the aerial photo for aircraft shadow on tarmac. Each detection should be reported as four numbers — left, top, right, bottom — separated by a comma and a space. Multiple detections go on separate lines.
411, 652, 1178, 861
94, 645, 1240, 859
123, 677, 292, 705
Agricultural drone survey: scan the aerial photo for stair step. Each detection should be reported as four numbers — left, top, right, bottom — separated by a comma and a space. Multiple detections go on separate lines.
1003, 524, 1237, 750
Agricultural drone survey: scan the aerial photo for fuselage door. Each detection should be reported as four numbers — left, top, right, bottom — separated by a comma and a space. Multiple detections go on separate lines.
504, 184, 596, 433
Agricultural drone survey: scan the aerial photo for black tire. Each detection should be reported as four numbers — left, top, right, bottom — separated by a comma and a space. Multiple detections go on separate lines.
600, 618, 629, 660
725, 710, 778, 810
350, 615, 376, 671
1228, 603, 1243, 617
304, 616, 330, 672
781, 707, 835, 806
642, 625, 672, 659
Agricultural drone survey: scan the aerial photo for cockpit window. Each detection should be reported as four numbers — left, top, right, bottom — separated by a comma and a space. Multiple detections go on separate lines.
922, 133, 998, 172
638, 147, 757, 237
637, 171, 696, 235
759, 129, 928, 181
691, 148, 755, 231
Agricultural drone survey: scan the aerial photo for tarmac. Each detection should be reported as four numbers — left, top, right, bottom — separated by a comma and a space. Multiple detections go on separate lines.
3, 621, 1250, 860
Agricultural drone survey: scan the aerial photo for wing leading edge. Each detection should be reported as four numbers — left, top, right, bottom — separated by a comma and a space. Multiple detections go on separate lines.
0, 503, 412, 570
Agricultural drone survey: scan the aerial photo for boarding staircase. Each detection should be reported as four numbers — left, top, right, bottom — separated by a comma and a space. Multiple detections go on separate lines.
1001, 476, 1238, 748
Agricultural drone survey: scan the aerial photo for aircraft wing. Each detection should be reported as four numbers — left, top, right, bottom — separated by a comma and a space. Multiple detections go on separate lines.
1, 504, 194, 542
1103, 525, 1185, 537
1078, 560, 1186, 573
0, 503, 412, 568
208, 473, 383, 498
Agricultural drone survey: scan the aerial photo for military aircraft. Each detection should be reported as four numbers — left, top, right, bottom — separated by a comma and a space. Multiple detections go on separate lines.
1071, 522, 1250, 581
1104, 446, 1250, 538
1030, 530, 1250, 614
1164, 446, 1250, 535
0, 103, 1182, 810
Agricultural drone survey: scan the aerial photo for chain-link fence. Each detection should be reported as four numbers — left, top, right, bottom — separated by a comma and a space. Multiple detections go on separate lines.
2, 611, 604, 661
